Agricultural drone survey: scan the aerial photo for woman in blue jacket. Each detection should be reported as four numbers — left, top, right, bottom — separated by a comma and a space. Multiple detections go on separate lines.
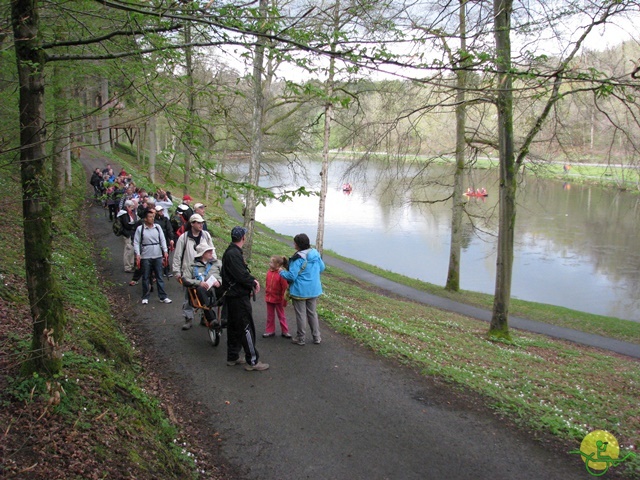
279, 233, 326, 345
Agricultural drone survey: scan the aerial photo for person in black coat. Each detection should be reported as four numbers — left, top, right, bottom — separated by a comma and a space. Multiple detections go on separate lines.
155, 205, 175, 277
221, 226, 268, 371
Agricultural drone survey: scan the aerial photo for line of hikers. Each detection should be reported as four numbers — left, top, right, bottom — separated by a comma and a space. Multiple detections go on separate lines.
91, 163, 326, 372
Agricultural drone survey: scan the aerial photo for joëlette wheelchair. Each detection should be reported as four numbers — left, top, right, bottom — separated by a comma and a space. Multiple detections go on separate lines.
183, 283, 224, 347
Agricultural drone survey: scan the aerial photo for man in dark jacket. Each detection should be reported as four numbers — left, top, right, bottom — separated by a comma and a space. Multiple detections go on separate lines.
154, 205, 174, 277
221, 226, 268, 371
117, 199, 138, 273
90, 168, 103, 197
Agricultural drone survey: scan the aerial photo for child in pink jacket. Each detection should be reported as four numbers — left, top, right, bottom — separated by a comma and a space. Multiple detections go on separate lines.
263, 255, 291, 338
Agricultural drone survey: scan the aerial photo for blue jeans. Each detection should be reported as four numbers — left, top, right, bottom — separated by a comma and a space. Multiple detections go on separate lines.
141, 257, 167, 301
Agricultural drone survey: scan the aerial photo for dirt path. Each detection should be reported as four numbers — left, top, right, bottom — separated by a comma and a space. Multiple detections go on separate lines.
82, 151, 590, 479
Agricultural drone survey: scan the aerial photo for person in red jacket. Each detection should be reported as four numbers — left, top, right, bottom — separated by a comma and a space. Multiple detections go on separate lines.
263, 255, 291, 338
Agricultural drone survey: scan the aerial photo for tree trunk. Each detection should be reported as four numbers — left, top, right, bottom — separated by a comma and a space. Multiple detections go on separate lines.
489, 0, 515, 340
316, 0, 340, 256
445, 0, 467, 292
183, 23, 194, 193
148, 115, 157, 182
51, 64, 69, 208
12, 0, 66, 374
99, 77, 111, 152
243, 0, 268, 261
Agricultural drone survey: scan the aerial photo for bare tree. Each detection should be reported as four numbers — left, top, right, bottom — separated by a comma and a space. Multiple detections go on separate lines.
243, 0, 269, 261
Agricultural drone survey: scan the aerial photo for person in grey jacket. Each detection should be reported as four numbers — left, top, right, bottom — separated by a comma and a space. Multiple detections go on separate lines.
172, 213, 214, 330
133, 207, 171, 305
279, 233, 326, 345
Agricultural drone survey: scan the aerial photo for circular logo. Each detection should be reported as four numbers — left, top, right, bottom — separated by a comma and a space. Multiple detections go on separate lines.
579, 430, 620, 472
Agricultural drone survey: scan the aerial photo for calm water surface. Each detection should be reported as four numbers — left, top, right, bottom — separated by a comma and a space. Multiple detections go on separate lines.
251, 158, 640, 322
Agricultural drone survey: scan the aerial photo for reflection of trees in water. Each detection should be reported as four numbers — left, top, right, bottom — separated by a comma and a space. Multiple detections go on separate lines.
257, 157, 640, 317
517, 179, 640, 299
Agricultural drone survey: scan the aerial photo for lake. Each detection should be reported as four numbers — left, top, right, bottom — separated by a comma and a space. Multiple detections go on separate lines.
248, 157, 640, 322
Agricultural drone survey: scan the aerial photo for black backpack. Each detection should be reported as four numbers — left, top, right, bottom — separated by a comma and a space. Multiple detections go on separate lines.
170, 212, 183, 233
112, 217, 124, 236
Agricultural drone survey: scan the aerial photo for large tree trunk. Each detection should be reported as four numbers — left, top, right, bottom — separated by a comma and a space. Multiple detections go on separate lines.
489, 0, 515, 339
243, 0, 268, 261
12, 0, 66, 374
445, 0, 467, 292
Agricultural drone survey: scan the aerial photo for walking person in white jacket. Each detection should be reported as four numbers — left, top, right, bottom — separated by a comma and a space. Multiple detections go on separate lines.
172, 213, 215, 330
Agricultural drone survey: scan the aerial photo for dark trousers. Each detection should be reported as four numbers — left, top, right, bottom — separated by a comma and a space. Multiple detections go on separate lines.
195, 286, 217, 325
141, 257, 167, 300
226, 295, 259, 365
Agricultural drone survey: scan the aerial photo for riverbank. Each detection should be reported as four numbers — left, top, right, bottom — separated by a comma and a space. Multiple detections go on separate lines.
330, 150, 640, 191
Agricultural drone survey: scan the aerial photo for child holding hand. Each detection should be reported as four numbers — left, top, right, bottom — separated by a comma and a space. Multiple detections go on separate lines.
263, 255, 291, 338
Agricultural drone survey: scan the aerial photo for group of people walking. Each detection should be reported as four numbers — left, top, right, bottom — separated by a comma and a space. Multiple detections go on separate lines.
92, 163, 326, 372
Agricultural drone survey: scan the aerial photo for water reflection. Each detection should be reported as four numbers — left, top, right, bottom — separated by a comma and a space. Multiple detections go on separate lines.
249, 158, 639, 321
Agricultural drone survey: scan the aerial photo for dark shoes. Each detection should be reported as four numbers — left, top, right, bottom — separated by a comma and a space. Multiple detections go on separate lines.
226, 358, 246, 366
263, 332, 291, 338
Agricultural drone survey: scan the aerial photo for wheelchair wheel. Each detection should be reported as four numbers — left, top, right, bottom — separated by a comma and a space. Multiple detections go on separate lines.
208, 324, 221, 347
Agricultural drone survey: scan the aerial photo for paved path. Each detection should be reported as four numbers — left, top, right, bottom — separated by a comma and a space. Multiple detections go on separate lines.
81, 152, 630, 480
222, 200, 639, 360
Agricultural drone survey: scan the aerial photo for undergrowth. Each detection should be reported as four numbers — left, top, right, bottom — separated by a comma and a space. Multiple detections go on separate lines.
0, 160, 199, 478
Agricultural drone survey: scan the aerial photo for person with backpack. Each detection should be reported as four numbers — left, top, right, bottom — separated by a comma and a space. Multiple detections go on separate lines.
170, 204, 189, 240
133, 207, 171, 305
116, 199, 138, 273
154, 205, 174, 277
172, 213, 214, 330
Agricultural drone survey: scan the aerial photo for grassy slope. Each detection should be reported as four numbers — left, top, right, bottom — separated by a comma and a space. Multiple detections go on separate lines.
0, 160, 207, 478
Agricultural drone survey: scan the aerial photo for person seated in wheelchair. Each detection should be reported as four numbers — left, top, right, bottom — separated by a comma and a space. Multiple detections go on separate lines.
181, 243, 222, 328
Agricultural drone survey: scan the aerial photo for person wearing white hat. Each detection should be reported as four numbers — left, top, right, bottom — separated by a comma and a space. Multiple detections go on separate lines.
172, 212, 215, 330
181, 243, 222, 327
193, 203, 208, 231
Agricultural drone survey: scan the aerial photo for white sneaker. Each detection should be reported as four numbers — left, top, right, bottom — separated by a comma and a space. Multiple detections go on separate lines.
160, 298, 172, 304
141, 299, 149, 305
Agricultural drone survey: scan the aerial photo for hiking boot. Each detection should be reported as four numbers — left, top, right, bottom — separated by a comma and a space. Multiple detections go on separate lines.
313, 338, 321, 345
244, 361, 269, 371
227, 358, 246, 366
291, 338, 305, 346
181, 319, 192, 330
